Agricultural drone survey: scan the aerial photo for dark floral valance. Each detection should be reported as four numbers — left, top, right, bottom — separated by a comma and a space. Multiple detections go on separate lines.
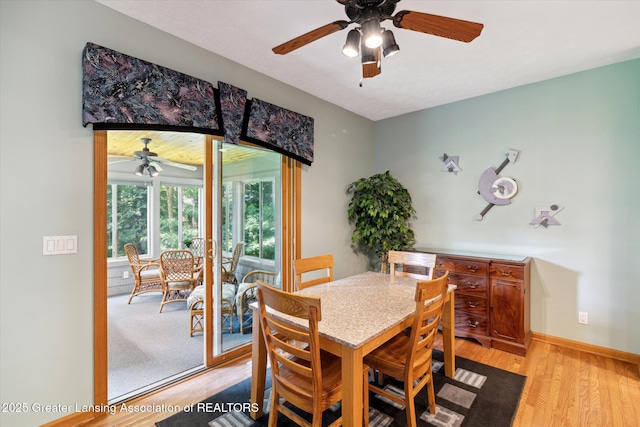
218, 82, 247, 145
242, 99, 314, 165
82, 43, 222, 133
82, 42, 314, 164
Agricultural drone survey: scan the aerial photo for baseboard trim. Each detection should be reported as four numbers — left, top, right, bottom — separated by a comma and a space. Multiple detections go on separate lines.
40, 410, 95, 427
531, 332, 640, 366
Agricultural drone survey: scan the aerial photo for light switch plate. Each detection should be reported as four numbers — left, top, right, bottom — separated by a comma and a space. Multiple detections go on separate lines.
43, 235, 78, 255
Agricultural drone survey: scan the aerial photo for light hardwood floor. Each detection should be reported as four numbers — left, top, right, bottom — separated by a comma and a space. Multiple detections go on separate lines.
79, 336, 639, 427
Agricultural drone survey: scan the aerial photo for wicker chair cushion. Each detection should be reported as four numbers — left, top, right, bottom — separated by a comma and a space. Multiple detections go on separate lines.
166, 280, 193, 287
139, 269, 160, 279
188, 283, 237, 309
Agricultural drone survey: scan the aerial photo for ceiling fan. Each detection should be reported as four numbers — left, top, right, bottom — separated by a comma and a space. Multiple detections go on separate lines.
272, 0, 484, 79
110, 138, 197, 177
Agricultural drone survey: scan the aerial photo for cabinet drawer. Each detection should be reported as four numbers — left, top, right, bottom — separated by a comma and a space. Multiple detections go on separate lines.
455, 311, 487, 334
446, 273, 488, 295
436, 257, 488, 276
454, 294, 487, 315
490, 263, 525, 282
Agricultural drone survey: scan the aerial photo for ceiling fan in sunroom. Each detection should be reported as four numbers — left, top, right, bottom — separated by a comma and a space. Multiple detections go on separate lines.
272, 0, 484, 79
109, 138, 197, 177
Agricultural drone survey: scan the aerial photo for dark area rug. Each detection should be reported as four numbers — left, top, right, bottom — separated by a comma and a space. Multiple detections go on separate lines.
156, 349, 526, 427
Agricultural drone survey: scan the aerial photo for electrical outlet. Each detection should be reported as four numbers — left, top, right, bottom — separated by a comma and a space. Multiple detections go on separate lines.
578, 311, 588, 324
123, 271, 129, 279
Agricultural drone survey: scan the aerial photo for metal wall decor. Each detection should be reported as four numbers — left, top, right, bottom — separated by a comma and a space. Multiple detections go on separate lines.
476, 149, 520, 221
530, 204, 564, 228
440, 153, 462, 175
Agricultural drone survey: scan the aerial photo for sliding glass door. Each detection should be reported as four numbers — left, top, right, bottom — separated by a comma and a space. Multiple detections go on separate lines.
106, 130, 208, 402
104, 131, 283, 402
210, 141, 282, 357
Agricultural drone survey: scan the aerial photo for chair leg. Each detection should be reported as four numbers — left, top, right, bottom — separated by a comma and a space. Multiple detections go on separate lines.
405, 386, 417, 427
127, 282, 139, 304
190, 309, 204, 337
426, 378, 437, 415
268, 389, 279, 427
159, 291, 167, 313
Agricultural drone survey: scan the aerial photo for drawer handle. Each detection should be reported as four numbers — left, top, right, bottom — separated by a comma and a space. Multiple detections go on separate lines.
467, 301, 479, 308
467, 265, 479, 272
467, 320, 480, 328
465, 281, 479, 289
499, 269, 512, 276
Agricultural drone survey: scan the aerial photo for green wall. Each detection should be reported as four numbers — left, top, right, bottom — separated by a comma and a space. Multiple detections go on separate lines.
373, 59, 640, 355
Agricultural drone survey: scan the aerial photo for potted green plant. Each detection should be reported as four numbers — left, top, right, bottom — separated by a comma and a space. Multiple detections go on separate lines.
347, 171, 416, 271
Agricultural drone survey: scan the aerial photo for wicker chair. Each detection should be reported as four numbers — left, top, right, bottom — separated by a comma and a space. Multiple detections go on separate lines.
364, 272, 450, 427
188, 284, 236, 336
158, 249, 202, 313
188, 237, 206, 269
124, 243, 162, 304
221, 242, 244, 284
234, 270, 277, 334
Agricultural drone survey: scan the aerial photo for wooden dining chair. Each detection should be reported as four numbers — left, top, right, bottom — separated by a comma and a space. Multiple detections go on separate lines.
158, 249, 202, 313
364, 271, 450, 427
256, 281, 368, 427
293, 254, 333, 290
124, 243, 162, 304
386, 250, 437, 280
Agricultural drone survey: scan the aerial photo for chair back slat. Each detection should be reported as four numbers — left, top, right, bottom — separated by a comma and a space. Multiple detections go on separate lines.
387, 250, 437, 280
293, 254, 334, 290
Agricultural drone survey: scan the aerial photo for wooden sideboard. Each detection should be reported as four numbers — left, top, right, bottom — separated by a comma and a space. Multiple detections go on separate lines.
415, 249, 532, 356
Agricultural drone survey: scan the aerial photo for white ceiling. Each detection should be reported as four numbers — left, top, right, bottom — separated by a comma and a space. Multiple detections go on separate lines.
96, 0, 640, 121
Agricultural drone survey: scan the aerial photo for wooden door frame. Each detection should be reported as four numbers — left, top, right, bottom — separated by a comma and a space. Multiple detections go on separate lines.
94, 130, 109, 413
92, 130, 301, 419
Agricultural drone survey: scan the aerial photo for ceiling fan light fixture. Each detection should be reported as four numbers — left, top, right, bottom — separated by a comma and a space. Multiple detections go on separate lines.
134, 164, 145, 176
342, 29, 361, 58
362, 19, 383, 48
381, 30, 400, 58
148, 165, 159, 177
360, 43, 377, 65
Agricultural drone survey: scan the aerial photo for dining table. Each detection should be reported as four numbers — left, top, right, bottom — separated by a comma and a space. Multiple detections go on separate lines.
249, 271, 456, 427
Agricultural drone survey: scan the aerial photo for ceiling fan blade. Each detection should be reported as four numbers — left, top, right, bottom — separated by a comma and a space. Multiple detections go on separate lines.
149, 161, 163, 172
273, 20, 349, 55
362, 48, 381, 79
108, 157, 135, 165
152, 157, 197, 171
393, 11, 483, 42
